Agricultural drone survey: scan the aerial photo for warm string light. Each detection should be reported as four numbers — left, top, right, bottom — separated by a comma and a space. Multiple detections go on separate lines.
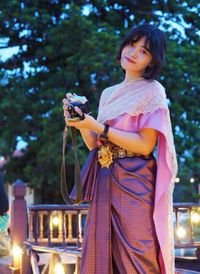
175, 210, 200, 241
176, 226, 186, 239
52, 215, 60, 226
55, 255, 65, 274
190, 178, 195, 183
12, 245, 22, 269
191, 212, 200, 223
175, 177, 196, 183
51, 211, 60, 227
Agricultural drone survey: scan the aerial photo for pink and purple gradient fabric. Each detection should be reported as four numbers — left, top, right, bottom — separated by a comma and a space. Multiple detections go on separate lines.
71, 109, 171, 273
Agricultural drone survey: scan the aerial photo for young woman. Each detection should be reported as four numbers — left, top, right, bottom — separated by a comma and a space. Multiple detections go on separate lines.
63, 24, 177, 274
0, 173, 10, 257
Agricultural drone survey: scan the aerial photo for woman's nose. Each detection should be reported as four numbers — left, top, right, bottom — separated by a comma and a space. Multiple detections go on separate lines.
129, 48, 137, 57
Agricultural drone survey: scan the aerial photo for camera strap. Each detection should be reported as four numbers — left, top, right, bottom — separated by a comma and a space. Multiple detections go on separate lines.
61, 126, 83, 205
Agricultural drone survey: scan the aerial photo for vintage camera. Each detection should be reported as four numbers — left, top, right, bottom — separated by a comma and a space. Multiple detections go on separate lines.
67, 93, 90, 120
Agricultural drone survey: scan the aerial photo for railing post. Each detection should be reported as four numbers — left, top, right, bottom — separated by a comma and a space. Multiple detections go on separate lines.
10, 179, 31, 274
10, 179, 27, 247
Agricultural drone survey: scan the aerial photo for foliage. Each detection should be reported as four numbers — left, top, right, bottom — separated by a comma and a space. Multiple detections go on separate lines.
0, 1, 199, 202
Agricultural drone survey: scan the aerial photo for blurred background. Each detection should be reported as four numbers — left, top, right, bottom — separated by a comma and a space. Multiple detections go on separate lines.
0, 0, 199, 204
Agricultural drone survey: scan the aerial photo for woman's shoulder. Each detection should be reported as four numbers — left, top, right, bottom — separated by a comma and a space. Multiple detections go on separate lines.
99, 83, 120, 108
151, 79, 165, 92
100, 83, 120, 102
102, 83, 120, 94
145, 79, 166, 99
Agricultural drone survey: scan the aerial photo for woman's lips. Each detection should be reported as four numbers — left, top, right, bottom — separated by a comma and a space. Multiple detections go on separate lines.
125, 56, 136, 64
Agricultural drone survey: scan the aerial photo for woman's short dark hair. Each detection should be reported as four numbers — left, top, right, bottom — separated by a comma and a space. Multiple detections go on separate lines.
0, 173, 9, 216
117, 24, 167, 80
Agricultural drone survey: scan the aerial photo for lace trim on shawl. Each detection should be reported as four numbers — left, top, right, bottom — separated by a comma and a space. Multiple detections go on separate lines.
97, 79, 166, 119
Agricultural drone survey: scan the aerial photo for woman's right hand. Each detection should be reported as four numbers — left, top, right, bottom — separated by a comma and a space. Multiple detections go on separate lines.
63, 92, 86, 127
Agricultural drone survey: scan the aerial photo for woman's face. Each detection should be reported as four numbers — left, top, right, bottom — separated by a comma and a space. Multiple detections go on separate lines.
120, 37, 152, 76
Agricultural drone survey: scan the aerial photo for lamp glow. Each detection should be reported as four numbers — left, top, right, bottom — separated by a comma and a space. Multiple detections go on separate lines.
175, 177, 180, 183
191, 212, 200, 223
52, 216, 59, 226
190, 178, 195, 183
12, 246, 22, 269
176, 226, 186, 239
55, 262, 65, 274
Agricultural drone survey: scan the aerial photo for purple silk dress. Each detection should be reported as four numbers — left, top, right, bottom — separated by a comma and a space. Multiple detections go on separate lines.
74, 109, 166, 274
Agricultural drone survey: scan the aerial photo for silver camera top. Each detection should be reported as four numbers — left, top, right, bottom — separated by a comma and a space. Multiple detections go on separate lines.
68, 93, 88, 104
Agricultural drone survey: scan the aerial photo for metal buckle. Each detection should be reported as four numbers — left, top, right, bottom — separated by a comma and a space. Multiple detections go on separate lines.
97, 145, 113, 168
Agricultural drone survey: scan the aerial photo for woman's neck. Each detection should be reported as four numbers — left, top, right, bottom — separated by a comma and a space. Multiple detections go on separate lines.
123, 72, 143, 83
122, 76, 143, 84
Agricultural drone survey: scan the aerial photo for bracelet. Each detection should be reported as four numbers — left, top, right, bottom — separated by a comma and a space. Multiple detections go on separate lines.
98, 124, 109, 142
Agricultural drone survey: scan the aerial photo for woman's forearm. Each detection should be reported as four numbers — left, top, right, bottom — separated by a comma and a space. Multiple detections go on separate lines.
65, 113, 157, 154
79, 129, 98, 151
92, 122, 157, 155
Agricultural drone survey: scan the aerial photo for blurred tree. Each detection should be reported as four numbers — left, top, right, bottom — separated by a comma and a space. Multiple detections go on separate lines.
0, 1, 199, 202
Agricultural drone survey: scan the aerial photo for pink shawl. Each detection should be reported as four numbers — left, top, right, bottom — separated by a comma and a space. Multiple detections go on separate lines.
97, 78, 178, 274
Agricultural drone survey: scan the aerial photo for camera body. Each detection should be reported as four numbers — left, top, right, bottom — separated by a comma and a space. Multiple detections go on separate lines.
68, 94, 89, 120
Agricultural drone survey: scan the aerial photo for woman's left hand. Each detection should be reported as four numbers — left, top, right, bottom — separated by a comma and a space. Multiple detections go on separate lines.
64, 106, 98, 131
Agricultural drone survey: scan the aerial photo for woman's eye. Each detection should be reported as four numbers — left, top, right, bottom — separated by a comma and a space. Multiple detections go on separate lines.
141, 50, 147, 54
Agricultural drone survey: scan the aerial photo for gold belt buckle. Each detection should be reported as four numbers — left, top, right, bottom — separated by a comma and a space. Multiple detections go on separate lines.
98, 145, 113, 168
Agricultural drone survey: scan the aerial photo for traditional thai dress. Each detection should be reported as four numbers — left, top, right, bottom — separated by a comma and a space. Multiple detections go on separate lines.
72, 79, 177, 274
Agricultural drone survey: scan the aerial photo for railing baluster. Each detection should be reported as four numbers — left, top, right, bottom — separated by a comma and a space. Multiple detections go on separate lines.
35, 211, 39, 244
78, 211, 82, 247
175, 208, 179, 244
189, 207, 194, 244
62, 210, 66, 246
29, 211, 34, 242
39, 212, 44, 240
68, 212, 73, 241
58, 211, 62, 241
50, 211, 54, 242
47, 210, 51, 246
